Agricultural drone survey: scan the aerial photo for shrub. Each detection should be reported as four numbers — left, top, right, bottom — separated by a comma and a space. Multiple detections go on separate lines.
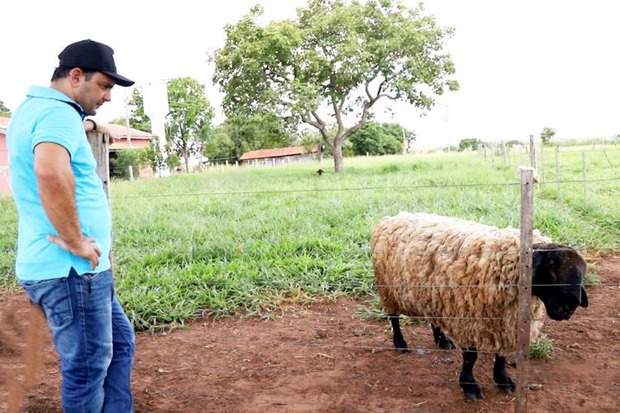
110, 149, 149, 179
529, 334, 554, 359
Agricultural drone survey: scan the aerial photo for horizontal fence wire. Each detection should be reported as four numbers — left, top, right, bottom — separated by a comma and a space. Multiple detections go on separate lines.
3, 304, 620, 370
97, 176, 620, 199
2, 308, 620, 391
5, 278, 612, 291
83, 385, 620, 413
2, 299, 619, 411
2, 293, 619, 324
1, 281, 617, 296
138, 363, 620, 393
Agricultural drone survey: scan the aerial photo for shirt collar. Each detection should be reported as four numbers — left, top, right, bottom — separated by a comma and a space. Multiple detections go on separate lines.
27, 85, 88, 119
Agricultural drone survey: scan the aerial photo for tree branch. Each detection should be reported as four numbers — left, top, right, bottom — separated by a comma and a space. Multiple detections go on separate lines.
331, 95, 345, 137
365, 77, 387, 105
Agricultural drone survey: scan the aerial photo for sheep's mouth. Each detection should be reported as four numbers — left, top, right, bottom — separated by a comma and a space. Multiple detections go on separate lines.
547, 307, 575, 321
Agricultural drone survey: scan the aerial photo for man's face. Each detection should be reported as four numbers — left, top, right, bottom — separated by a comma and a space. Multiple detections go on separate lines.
76, 71, 115, 116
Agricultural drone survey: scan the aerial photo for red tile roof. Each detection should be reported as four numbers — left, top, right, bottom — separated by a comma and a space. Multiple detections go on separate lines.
109, 140, 152, 150
0, 117, 154, 141
239, 146, 317, 161
102, 123, 155, 140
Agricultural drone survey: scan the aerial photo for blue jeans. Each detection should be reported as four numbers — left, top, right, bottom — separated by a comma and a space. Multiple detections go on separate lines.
20, 268, 135, 413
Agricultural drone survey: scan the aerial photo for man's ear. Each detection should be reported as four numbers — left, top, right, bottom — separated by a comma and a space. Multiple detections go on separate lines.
69, 67, 84, 86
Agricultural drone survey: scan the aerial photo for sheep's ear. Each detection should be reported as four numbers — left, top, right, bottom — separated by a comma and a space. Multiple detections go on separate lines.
532, 249, 544, 269
532, 248, 554, 269
532, 247, 558, 281
580, 286, 589, 308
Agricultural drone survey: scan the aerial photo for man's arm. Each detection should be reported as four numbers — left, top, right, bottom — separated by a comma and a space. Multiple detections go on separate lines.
34, 142, 101, 270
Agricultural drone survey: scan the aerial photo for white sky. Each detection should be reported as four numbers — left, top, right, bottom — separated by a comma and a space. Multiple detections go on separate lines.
2, 0, 619, 147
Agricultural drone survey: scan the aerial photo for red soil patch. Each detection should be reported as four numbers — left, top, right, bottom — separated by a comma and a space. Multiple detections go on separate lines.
1, 254, 619, 413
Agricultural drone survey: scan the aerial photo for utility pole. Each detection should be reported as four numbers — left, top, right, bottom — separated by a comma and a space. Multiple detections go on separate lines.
143, 80, 170, 177
124, 89, 132, 147
445, 104, 450, 152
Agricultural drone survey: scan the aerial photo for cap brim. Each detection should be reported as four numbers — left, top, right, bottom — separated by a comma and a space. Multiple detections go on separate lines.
103, 71, 135, 87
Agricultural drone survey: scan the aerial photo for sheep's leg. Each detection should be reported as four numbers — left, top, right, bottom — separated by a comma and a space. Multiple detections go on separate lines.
493, 354, 515, 394
388, 314, 409, 353
431, 325, 455, 349
459, 347, 483, 401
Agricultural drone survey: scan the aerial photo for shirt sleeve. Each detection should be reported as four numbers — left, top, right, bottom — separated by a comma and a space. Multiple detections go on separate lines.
31, 104, 84, 158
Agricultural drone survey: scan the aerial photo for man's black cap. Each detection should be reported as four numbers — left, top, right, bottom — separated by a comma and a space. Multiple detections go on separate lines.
58, 39, 134, 87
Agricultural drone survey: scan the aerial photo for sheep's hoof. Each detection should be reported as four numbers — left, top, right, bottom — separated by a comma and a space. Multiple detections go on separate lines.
462, 384, 484, 401
393, 339, 409, 353
496, 379, 515, 395
437, 338, 456, 350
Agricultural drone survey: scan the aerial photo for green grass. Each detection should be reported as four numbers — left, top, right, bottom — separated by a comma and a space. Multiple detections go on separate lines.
0, 196, 18, 292
529, 334, 555, 359
1, 148, 618, 331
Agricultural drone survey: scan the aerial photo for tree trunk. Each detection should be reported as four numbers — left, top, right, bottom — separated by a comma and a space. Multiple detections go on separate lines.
333, 142, 344, 173
184, 154, 190, 173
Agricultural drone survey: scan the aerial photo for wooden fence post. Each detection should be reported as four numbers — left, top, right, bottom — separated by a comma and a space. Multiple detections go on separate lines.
529, 135, 537, 170
555, 147, 560, 192
582, 151, 587, 202
86, 131, 111, 198
539, 146, 545, 182
516, 167, 535, 413
86, 131, 113, 268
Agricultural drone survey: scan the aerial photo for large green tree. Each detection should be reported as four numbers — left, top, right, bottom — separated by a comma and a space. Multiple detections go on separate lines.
212, 0, 458, 172
203, 125, 237, 164
0, 100, 11, 117
349, 122, 413, 156
127, 88, 152, 132
540, 127, 556, 146
166, 77, 215, 173
108, 88, 152, 132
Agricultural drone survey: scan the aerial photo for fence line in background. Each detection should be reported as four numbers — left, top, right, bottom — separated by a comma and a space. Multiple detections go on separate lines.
478, 140, 620, 203
77, 176, 615, 200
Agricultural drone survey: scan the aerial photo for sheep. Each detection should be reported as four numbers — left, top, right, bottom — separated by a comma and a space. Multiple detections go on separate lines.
371, 212, 588, 400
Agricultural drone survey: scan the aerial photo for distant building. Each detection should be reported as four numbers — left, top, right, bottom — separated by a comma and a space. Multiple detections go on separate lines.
0, 117, 156, 194
104, 123, 155, 151
239, 146, 319, 166
103, 123, 157, 178
0, 117, 9, 193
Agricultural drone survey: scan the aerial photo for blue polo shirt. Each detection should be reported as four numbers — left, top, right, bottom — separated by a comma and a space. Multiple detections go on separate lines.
7, 86, 112, 281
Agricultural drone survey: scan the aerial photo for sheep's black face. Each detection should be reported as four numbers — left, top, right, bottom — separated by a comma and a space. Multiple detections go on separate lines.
531, 244, 588, 321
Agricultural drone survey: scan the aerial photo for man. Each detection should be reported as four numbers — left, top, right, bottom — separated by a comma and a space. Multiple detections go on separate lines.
7, 39, 136, 412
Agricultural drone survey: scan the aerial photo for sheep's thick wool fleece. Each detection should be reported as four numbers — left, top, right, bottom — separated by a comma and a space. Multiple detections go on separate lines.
372, 212, 552, 354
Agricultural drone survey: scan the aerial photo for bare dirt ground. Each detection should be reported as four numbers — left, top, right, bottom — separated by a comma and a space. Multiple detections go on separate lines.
1, 254, 618, 413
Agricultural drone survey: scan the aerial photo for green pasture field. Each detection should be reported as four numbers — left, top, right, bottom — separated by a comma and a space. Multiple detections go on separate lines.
1, 146, 619, 331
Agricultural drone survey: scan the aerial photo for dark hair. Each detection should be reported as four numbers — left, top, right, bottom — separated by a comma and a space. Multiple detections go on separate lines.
51, 65, 97, 82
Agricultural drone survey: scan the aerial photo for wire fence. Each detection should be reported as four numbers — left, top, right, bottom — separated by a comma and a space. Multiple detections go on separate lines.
1, 136, 619, 412
1, 278, 619, 411
1, 290, 619, 412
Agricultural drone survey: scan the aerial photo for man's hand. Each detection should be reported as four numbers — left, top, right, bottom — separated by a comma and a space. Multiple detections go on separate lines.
47, 235, 101, 270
